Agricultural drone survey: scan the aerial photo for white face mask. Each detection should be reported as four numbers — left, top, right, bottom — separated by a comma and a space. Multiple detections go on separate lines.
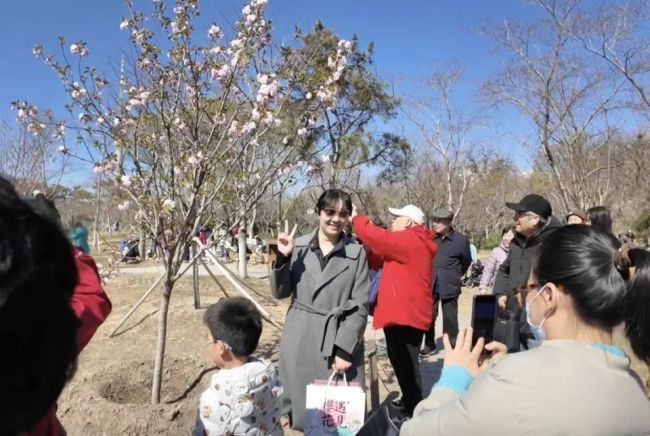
526, 285, 548, 342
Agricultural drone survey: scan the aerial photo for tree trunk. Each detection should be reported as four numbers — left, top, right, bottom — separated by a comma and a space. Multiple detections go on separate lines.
139, 226, 146, 261
151, 280, 173, 404
238, 224, 248, 279
247, 207, 257, 237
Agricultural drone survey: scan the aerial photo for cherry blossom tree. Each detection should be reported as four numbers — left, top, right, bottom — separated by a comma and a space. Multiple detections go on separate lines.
16, 0, 356, 403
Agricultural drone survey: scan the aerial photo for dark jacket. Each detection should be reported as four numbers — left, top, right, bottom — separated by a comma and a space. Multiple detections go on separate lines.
493, 216, 562, 301
433, 229, 471, 299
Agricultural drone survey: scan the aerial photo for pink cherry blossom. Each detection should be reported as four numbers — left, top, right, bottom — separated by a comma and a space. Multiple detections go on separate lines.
119, 19, 129, 30
54, 124, 65, 139
262, 111, 275, 126
58, 145, 67, 153
227, 120, 239, 136
297, 127, 308, 138
70, 44, 80, 54
213, 64, 230, 81
120, 175, 132, 187
208, 24, 222, 39
241, 121, 257, 135
187, 152, 204, 169
117, 200, 130, 211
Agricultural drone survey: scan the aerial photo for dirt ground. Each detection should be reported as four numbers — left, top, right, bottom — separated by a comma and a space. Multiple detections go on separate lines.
58, 266, 649, 435
58, 271, 287, 435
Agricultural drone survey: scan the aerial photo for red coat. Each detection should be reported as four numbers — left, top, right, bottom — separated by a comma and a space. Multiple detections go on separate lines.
352, 215, 437, 331
28, 248, 112, 436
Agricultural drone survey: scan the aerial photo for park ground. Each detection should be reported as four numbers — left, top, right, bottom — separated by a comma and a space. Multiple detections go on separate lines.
58, 254, 649, 435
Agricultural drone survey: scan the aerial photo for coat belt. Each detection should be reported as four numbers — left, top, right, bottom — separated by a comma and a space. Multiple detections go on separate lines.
290, 299, 358, 357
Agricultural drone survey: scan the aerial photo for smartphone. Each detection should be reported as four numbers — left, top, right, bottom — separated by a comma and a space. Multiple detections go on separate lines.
471, 295, 497, 346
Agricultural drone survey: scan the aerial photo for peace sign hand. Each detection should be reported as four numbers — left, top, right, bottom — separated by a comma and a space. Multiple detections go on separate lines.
277, 220, 298, 257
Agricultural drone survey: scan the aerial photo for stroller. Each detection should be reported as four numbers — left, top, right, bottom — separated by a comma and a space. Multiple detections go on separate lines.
462, 260, 484, 288
119, 239, 141, 264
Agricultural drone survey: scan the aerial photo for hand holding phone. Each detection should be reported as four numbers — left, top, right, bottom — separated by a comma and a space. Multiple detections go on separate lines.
471, 295, 497, 347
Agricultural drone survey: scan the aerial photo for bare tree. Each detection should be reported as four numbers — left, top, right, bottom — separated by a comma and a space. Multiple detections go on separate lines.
405, 63, 479, 217
0, 120, 69, 195
482, 1, 627, 212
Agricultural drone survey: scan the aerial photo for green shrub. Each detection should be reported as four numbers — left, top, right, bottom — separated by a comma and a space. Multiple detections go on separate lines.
478, 232, 503, 250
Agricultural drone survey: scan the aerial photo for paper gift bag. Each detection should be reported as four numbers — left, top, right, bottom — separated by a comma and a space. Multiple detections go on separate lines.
304, 372, 366, 436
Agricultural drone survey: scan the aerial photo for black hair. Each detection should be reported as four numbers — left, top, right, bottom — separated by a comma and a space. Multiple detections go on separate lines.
0, 177, 79, 434
587, 206, 613, 234
203, 297, 262, 357
22, 194, 62, 229
502, 225, 516, 236
314, 189, 352, 215
623, 248, 650, 361
533, 225, 650, 361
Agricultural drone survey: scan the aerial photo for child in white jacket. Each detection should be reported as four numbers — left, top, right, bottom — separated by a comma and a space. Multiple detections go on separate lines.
197, 298, 284, 435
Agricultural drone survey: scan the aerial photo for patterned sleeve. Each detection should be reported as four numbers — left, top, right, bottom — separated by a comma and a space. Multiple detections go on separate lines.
199, 386, 232, 435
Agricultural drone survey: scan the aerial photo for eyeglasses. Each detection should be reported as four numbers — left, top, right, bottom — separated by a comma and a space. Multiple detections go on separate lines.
515, 211, 540, 219
322, 208, 350, 219
209, 339, 232, 351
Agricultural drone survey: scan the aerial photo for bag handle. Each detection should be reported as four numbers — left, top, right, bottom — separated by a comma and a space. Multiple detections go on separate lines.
326, 370, 348, 387
322, 370, 349, 401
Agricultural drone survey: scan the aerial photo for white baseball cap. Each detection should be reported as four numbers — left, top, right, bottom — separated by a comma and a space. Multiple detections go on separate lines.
388, 204, 425, 225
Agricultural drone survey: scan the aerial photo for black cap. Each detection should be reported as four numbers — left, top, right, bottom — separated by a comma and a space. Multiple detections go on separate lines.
506, 194, 552, 219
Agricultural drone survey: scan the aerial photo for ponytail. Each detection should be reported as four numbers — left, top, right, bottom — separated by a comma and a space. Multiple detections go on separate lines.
621, 248, 650, 362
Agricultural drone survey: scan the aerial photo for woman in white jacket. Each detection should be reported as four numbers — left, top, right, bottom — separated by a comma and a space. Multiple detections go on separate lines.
401, 225, 650, 435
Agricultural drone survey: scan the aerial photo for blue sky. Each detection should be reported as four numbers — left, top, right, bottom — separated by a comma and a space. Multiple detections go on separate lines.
1, 0, 544, 184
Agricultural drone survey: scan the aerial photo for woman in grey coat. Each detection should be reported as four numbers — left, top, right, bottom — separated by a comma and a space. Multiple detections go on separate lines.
271, 189, 370, 431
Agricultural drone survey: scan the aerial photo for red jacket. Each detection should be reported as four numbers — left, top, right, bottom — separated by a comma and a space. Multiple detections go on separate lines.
352, 215, 437, 331
28, 248, 112, 436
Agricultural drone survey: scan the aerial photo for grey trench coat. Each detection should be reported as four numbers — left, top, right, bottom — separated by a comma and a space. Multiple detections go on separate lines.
271, 230, 370, 430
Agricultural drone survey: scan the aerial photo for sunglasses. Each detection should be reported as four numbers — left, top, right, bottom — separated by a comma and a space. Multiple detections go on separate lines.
322, 208, 350, 219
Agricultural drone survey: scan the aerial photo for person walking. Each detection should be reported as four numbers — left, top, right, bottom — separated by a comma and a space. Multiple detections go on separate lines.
351, 203, 437, 419
421, 209, 471, 357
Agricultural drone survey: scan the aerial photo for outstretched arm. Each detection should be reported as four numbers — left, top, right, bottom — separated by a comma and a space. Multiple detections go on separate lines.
352, 215, 412, 263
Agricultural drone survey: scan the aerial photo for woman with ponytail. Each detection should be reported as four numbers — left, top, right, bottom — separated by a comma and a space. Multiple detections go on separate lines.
401, 225, 650, 435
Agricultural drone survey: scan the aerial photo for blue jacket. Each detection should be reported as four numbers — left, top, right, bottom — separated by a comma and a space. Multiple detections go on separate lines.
433, 229, 471, 299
